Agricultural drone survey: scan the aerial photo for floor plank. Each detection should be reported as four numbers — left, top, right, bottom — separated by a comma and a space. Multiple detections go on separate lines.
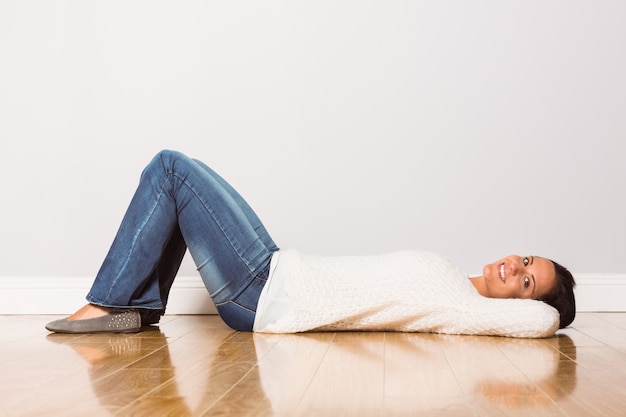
0, 313, 625, 416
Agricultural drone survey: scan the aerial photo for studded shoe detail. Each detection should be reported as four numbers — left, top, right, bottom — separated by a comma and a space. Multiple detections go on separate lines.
45, 310, 141, 334
107, 310, 141, 330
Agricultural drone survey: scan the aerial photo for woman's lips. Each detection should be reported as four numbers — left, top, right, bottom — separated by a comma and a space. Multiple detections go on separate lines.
499, 263, 506, 282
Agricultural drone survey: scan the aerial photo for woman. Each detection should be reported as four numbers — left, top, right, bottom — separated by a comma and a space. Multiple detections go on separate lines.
45, 150, 576, 338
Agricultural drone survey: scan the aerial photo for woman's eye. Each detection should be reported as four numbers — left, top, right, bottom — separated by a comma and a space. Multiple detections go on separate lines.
523, 257, 529, 266
524, 277, 530, 288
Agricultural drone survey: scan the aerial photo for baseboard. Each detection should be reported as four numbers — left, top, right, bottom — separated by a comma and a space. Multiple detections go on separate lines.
0, 274, 623, 315
573, 273, 626, 312
0, 276, 217, 315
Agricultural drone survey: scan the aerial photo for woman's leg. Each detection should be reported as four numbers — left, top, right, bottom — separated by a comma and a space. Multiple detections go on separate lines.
77, 150, 277, 329
67, 224, 185, 323
191, 157, 276, 253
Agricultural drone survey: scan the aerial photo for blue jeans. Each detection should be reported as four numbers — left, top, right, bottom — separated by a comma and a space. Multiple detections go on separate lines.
86, 150, 279, 331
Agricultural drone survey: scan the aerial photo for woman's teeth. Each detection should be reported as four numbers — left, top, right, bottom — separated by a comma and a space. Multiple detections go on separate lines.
499, 264, 506, 282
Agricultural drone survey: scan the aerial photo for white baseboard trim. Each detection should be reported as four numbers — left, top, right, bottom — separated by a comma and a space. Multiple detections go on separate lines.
0, 276, 217, 315
573, 273, 626, 312
0, 274, 623, 315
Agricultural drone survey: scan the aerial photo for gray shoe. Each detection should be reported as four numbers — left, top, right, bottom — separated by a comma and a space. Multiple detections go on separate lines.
45, 310, 141, 334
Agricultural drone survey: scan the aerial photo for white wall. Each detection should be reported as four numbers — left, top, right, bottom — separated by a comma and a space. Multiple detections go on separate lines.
1, 1, 625, 312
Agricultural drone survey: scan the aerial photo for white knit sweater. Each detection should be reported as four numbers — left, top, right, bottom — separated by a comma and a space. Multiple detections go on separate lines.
253, 250, 559, 338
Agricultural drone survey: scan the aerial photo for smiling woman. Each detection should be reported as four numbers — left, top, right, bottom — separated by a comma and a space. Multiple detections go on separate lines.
470, 255, 576, 328
45, 150, 575, 338
472, 255, 557, 300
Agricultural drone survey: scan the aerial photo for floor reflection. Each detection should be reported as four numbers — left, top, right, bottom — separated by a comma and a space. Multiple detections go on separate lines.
47, 327, 577, 415
472, 334, 577, 408
47, 327, 273, 416
252, 332, 578, 415
48, 329, 192, 415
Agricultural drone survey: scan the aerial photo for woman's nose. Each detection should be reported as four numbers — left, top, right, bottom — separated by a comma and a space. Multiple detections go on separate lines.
509, 261, 519, 276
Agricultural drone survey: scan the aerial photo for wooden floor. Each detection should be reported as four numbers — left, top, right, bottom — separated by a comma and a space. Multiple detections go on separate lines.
1, 313, 625, 416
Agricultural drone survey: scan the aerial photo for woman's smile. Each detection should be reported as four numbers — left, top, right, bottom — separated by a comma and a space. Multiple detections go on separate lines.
472, 255, 557, 300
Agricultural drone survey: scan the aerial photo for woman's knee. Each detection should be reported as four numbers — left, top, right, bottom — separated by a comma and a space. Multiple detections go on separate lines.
145, 149, 194, 178
156, 149, 188, 167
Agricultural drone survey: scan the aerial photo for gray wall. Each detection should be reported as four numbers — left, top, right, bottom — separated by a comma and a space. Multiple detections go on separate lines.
1, 1, 624, 281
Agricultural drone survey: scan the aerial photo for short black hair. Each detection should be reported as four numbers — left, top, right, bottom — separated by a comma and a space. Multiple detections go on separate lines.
540, 260, 576, 328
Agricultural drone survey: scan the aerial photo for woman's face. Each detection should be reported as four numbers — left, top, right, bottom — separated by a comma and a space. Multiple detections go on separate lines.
481, 255, 556, 300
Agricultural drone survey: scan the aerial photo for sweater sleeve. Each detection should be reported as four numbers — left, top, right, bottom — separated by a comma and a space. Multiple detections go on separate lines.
438, 297, 560, 338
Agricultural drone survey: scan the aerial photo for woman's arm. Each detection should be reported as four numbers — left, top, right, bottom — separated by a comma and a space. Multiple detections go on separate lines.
439, 298, 560, 338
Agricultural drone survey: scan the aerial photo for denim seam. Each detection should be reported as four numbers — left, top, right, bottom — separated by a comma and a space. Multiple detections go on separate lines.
229, 266, 270, 305
214, 300, 256, 314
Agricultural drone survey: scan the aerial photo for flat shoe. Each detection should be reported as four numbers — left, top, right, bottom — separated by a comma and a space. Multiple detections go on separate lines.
45, 310, 141, 334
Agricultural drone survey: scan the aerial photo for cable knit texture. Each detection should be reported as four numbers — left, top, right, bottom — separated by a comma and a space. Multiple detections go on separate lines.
255, 250, 559, 338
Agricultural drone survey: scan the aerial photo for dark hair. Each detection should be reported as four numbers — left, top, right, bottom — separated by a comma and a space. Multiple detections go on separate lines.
540, 260, 576, 329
